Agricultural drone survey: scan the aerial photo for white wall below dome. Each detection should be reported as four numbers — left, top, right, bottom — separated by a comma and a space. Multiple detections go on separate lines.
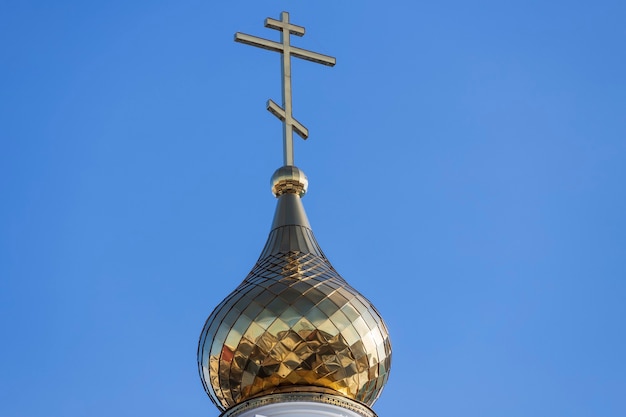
230, 401, 374, 417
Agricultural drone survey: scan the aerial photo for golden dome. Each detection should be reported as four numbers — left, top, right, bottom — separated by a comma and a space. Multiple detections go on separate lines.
197, 173, 392, 411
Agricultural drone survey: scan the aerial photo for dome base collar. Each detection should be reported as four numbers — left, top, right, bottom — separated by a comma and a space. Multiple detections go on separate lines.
220, 392, 377, 417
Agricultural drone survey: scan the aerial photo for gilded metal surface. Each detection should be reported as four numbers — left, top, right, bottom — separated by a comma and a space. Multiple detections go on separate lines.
220, 392, 377, 417
198, 199, 392, 410
235, 11, 336, 166
203, 11, 390, 415
271, 166, 308, 197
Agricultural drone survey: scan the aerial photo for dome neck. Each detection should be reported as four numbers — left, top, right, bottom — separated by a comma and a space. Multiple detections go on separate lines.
270, 192, 311, 230
258, 192, 325, 260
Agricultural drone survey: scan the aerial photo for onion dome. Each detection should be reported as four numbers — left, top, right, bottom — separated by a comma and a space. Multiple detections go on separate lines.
197, 166, 392, 415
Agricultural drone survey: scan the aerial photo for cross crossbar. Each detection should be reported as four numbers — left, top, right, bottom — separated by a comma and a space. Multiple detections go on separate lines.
265, 17, 305, 36
235, 33, 336, 66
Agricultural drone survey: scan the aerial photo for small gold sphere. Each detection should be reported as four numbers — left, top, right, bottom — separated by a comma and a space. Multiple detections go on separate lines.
271, 166, 308, 197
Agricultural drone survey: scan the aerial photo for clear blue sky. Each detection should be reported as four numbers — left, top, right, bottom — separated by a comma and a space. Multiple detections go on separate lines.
1, 1, 625, 416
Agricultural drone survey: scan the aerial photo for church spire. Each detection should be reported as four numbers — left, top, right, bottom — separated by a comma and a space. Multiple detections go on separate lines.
198, 12, 391, 417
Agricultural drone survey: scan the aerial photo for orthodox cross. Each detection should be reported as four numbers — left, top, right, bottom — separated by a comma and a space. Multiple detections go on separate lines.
235, 11, 336, 166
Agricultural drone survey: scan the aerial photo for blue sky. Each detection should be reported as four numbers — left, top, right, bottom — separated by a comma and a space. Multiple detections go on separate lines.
1, 1, 625, 416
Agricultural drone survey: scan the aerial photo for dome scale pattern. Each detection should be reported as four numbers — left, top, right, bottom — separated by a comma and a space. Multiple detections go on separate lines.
198, 193, 392, 411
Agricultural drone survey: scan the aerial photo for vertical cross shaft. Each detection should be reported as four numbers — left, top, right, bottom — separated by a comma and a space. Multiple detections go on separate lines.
234, 11, 336, 166
279, 12, 295, 166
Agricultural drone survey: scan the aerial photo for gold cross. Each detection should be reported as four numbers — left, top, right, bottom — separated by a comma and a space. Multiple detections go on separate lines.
235, 11, 336, 166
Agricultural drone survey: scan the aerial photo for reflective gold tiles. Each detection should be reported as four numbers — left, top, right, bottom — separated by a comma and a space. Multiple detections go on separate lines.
198, 223, 392, 410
